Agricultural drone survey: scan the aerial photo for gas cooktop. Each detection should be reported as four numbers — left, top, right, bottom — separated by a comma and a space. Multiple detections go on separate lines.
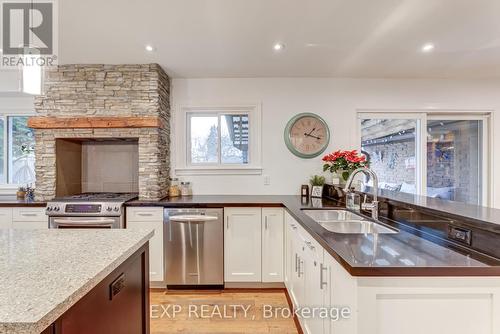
53, 192, 138, 202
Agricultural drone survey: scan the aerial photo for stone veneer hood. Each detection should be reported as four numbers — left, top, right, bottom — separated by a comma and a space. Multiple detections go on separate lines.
32, 64, 170, 201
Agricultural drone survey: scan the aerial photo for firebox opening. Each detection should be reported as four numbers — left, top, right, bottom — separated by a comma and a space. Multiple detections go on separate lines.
56, 138, 139, 197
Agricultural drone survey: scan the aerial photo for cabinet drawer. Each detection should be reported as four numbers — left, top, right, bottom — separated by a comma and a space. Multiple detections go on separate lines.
12, 207, 47, 222
126, 207, 163, 222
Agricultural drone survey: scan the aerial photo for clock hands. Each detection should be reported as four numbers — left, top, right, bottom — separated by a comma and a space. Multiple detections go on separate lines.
304, 127, 322, 140
304, 133, 322, 140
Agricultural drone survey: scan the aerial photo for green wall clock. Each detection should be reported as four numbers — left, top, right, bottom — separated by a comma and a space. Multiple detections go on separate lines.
284, 113, 330, 159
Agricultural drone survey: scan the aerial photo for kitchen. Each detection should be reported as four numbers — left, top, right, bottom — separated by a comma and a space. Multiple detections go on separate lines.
1, 1, 500, 333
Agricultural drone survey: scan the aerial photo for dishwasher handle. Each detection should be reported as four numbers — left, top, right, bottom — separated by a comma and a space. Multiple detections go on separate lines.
169, 215, 218, 223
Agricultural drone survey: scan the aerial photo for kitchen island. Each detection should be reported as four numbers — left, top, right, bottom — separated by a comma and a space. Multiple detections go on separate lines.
0, 229, 153, 334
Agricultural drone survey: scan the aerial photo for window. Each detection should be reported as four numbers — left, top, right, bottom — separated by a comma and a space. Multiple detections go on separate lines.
359, 113, 489, 206
177, 105, 262, 175
189, 114, 249, 165
427, 118, 484, 205
361, 118, 418, 194
0, 116, 36, 185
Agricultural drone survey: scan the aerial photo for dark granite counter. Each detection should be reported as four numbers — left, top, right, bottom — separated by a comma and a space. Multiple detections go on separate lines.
358, 186, 500, 230
0, 196, 46, 207
126, 195, 500, 276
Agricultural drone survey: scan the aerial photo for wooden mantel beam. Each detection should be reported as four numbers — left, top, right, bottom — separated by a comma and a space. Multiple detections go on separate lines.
27, 116, 162, 129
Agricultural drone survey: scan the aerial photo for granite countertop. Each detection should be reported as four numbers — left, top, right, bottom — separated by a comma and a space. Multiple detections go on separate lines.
127, 195, 500, 276
359, 186, 500, 230
0, 196, 46, 207
0, 229, 153, 334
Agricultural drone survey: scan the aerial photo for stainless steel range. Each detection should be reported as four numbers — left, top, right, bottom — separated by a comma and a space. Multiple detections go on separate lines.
46, 193, 138, 229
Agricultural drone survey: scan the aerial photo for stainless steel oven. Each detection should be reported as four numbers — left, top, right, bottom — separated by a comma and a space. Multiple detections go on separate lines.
46, 193, 137, 229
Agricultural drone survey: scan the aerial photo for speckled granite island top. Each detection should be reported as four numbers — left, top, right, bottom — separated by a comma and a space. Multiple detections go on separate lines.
0, 229, 153, 334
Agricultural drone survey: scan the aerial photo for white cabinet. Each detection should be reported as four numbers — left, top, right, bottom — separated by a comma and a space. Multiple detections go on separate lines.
325, 252, 357, 334
126, 207, 164, 283
262, 208, 284, 282
10, 207, 48, 229
0, 208, 13, 228
302, 236, 326, 334
285, 213, 329, 334
224, 207, 262, 282
284, 212, 294, 288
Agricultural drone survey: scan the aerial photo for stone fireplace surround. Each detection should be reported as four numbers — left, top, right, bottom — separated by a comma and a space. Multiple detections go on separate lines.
30, 64, 170, 201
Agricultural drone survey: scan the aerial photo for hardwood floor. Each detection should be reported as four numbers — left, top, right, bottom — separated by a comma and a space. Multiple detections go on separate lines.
150, 290, 299, 334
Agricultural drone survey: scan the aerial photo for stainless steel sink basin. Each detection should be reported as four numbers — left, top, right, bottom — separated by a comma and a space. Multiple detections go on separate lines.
302, 210, 366, 222
302, 210, 397, 234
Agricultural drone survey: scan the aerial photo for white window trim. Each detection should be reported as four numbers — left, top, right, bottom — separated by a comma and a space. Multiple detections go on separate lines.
357, 109, 492, 206
175, 104, 262, 176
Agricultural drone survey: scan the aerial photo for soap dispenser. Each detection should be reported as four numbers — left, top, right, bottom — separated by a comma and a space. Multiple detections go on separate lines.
346, 187, 361, 211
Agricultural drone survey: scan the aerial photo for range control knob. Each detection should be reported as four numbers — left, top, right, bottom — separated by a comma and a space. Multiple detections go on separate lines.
46, 206, 52, 212
113, 207, 120, 212
54, 206, 60, 212
106, 206, 112, 212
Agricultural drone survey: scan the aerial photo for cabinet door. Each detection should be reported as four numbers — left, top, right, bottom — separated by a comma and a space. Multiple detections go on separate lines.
0, 208, 12, 228
303, 241, 326, 334
289, 229, 306, 308
284, 212, 293, 288
224, 207, 262, 282
262, 208, 284, 282
126, 207, 164, 283
325, 253, 357, 334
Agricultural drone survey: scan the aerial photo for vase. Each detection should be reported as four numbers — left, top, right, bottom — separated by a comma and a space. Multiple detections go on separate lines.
337, 170, 351, 185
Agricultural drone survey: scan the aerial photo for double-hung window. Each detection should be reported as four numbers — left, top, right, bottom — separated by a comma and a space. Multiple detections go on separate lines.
176, 105, 262, 175
0, 115, 36, 186
358, 112, 490, 206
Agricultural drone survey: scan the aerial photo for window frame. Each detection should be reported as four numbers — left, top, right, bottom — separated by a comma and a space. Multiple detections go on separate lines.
0, 108, 36, 194
175, 105, 262, 176
357, 110, 491, 206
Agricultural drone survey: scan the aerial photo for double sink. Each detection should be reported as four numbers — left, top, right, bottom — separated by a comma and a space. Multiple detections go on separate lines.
302, 209, 397, 234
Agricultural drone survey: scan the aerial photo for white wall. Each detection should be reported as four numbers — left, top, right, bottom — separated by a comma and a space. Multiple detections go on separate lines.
171, 78, 500, 208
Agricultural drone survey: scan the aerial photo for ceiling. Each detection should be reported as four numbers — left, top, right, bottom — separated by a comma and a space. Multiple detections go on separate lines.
59, 0, 500, 78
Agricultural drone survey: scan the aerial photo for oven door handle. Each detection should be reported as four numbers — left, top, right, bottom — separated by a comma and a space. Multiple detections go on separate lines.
52, 218, 117, 226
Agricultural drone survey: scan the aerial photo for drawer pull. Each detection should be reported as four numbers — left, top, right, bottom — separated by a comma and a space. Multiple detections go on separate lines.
320, 263, 327, 290
20, 213, 38, 217
137, 213, 153, 217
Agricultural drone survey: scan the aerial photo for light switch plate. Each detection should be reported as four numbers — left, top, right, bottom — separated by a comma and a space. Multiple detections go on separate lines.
263, 175, 271, 185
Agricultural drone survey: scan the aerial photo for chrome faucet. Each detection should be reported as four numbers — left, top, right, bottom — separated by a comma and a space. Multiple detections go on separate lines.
343, 167, 379, 221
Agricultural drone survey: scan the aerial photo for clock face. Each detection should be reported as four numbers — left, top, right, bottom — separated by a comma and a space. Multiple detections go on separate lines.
284, 113, 330, 158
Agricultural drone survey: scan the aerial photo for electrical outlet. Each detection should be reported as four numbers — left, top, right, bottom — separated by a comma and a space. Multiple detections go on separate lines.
263, 175, 271, 185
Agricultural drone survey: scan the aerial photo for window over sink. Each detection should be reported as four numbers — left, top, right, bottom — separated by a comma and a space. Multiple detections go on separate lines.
358, 112, 490, 206
176, 105, 262, 175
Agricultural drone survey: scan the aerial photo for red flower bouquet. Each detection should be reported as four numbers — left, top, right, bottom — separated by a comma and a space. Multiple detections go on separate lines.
322, 150, 369, 181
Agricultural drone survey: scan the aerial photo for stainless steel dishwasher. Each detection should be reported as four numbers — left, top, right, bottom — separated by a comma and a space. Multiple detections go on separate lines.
164, 208, 223, 288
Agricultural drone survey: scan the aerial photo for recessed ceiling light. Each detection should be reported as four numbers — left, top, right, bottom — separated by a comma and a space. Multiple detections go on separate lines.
421, 43, 435, 53
145, 45, 155, 52
273, 43, 284, 51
